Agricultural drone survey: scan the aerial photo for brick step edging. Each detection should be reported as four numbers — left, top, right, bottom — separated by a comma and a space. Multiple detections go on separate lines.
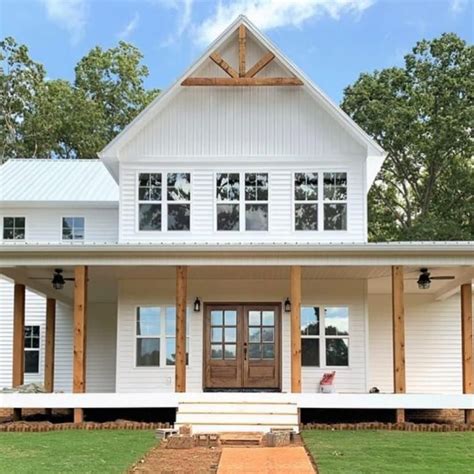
0, 421, 171, 433
301, 422, 474, 432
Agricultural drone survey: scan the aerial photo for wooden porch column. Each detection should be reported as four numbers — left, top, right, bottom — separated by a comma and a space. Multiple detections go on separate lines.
175, 266, 187, 392
12, 283, 26, 388
392, 265, 406, 423
461, 283, 473, 424
44, 298, 56, 393
290, 266, 302, 393
73, 266, 88, 423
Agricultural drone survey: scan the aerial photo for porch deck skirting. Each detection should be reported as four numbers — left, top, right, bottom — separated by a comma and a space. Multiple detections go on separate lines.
1, 392, 473, 410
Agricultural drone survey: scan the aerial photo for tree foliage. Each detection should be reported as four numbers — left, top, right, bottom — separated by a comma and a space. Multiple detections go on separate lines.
342, 33, 473, 241
0, 38, 159, 161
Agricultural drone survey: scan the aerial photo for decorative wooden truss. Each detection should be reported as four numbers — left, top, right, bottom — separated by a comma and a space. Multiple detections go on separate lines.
182, 25, 303, 87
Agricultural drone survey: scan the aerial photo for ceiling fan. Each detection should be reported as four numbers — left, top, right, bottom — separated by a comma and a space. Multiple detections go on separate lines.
407, 268, 455, 290
29, 268, 74, 290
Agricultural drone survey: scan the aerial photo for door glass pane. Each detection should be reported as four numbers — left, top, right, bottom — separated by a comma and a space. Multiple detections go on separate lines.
249, 311, 261, 326
249, 327, 261, 343
249, 343, 261, 359
224, 310, 237, 326
211, 328, 222, 342
224, 344, 236, 359
211, 344, 223, 359
262, 343, 275, 359
224, 327, 236, 342
262, 311, 274, 326
211, 310, 223, 326
262, 327, 274, 343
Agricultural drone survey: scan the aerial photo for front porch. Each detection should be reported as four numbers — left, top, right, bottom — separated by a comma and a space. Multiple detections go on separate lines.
0, 243, 473, 427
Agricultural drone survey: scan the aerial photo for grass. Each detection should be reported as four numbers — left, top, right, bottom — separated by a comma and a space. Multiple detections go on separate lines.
0, 430, 157, 473
302, 430, 474, 474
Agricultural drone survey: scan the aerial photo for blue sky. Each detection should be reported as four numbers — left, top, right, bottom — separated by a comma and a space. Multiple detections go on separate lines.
1, 0, 473, 103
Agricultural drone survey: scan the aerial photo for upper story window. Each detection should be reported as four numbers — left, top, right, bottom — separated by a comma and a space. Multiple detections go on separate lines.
24, 325, 40, 373
167, 173, 191, 231
62, 217, 85, 240
3, 217, 25, 240
216, 172, 269, 232
216, 173, 240, 231
323, 172, 347, 231
138, 173, 191, 232
301, 306, 349, 367
138, 173, 162, 231
245, 173, 268, 231
294, 173, 318, 231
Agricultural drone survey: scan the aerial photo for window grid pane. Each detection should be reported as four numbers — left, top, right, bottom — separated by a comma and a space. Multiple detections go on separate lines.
323, 172, 347, 231
62, 217, 85, 240
245, 173, 268, 231
294, 173, 318, 231
3, 217, 26, 240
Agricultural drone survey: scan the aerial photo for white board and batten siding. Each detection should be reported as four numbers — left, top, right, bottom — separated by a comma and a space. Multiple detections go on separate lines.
116, 278, 367, 394
0, 277, 116, 393
368, 293, 464, 394
0, 207, 119, 243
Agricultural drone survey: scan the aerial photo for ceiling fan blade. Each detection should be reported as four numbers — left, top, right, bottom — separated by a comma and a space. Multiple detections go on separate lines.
431, 276, 455, 280
28, 277, 52, 280
64, 278, 75, 281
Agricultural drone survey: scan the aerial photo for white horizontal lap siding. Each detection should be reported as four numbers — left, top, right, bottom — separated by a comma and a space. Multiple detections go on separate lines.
54, 302, 73, 392
116, 278, 367, 394
119, 161, 365, 243
0, 278, 46, 388
0, 207, 118, 243
368, 294, 464, 394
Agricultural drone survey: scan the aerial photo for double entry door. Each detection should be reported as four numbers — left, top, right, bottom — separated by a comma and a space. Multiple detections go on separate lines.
204, 303, 281, 390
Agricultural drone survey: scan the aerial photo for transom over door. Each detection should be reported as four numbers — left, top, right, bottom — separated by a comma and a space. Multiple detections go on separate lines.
204, 303, 281, 390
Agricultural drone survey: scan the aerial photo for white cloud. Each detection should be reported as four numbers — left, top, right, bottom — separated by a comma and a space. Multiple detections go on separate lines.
40, 0, 87, 45
449, 0, 469, 14
118, 12, 140, 39
193, 0, 375, 45
151, 0, 194, 46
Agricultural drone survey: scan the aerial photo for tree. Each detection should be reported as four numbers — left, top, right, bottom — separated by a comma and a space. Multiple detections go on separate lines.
342, 33, 473, 241
0, 37, 45, 161
74, 41, 159, 145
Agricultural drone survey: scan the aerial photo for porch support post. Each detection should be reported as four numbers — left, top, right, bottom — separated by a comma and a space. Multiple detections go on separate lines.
12, 283, 25, 421
290, 265, 302, 393
461, 283, 473, 424
392, 265, 406, 423
44, 298, 56, 393
175, 265, 187, 392
73, 266, 88, 423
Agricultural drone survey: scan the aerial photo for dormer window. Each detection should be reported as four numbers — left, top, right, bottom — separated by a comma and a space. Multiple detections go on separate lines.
323, 173, 347, 231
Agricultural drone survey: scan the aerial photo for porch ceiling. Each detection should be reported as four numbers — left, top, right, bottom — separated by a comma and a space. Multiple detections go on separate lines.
1, 264, 472, 305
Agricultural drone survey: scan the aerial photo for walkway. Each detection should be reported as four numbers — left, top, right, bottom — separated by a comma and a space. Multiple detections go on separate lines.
217, 446, 315, 473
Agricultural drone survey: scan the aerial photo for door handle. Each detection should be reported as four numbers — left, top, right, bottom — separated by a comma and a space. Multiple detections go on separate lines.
243, 342, 248, 360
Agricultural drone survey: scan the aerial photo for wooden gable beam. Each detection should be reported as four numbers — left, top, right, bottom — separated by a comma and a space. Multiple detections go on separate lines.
181, 77, 303, 86
245, 52, 275, 78
210, 52, 239, 78
239, 25, 246, 76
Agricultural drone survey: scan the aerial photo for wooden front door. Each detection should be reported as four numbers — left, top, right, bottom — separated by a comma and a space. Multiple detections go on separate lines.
204, 303, 281, 390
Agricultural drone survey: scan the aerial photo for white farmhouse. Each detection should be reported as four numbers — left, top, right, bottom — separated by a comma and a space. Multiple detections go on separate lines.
0, 16, 472, 432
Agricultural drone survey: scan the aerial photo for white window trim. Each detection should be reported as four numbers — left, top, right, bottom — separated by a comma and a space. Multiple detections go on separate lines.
301, 305, 350, 369
2, 216, 27, 241
60, 216, 85, 241
244, 172, 270, 232
214, 171, 271, 232
24, 325, 41, 375
134, 304, 190, 369
136, 171, 192, 233
323, 172, 348, 231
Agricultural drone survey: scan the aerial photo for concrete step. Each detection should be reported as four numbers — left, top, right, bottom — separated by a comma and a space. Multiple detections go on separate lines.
176, 412, 298, 425
178, 403, 297, 414
175, 423, 299, 434
219, 432, 263, 446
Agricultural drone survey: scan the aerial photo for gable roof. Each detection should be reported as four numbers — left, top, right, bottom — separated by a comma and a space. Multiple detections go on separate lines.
99, 15, 386, 187
0, 159, 119, 205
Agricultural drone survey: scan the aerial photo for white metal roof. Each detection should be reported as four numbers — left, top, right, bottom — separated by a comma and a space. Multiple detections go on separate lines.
0, 159, 118, 204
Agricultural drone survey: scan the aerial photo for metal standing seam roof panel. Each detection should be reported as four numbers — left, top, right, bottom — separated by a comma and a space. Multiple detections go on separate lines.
0, 159, 119, 203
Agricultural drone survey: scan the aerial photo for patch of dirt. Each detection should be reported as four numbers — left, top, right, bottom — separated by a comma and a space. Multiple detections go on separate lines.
130, 443, 221, 474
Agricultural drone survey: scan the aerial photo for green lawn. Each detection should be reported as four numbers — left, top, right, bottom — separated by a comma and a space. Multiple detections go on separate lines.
302, 430, 474, 474
0, 430, 157, 473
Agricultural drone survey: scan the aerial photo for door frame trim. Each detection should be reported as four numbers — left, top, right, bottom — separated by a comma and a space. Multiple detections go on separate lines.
202, 302, 282, 391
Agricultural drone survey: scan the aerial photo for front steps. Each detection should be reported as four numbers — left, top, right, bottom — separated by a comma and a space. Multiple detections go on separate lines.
175, 394, 299, 434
